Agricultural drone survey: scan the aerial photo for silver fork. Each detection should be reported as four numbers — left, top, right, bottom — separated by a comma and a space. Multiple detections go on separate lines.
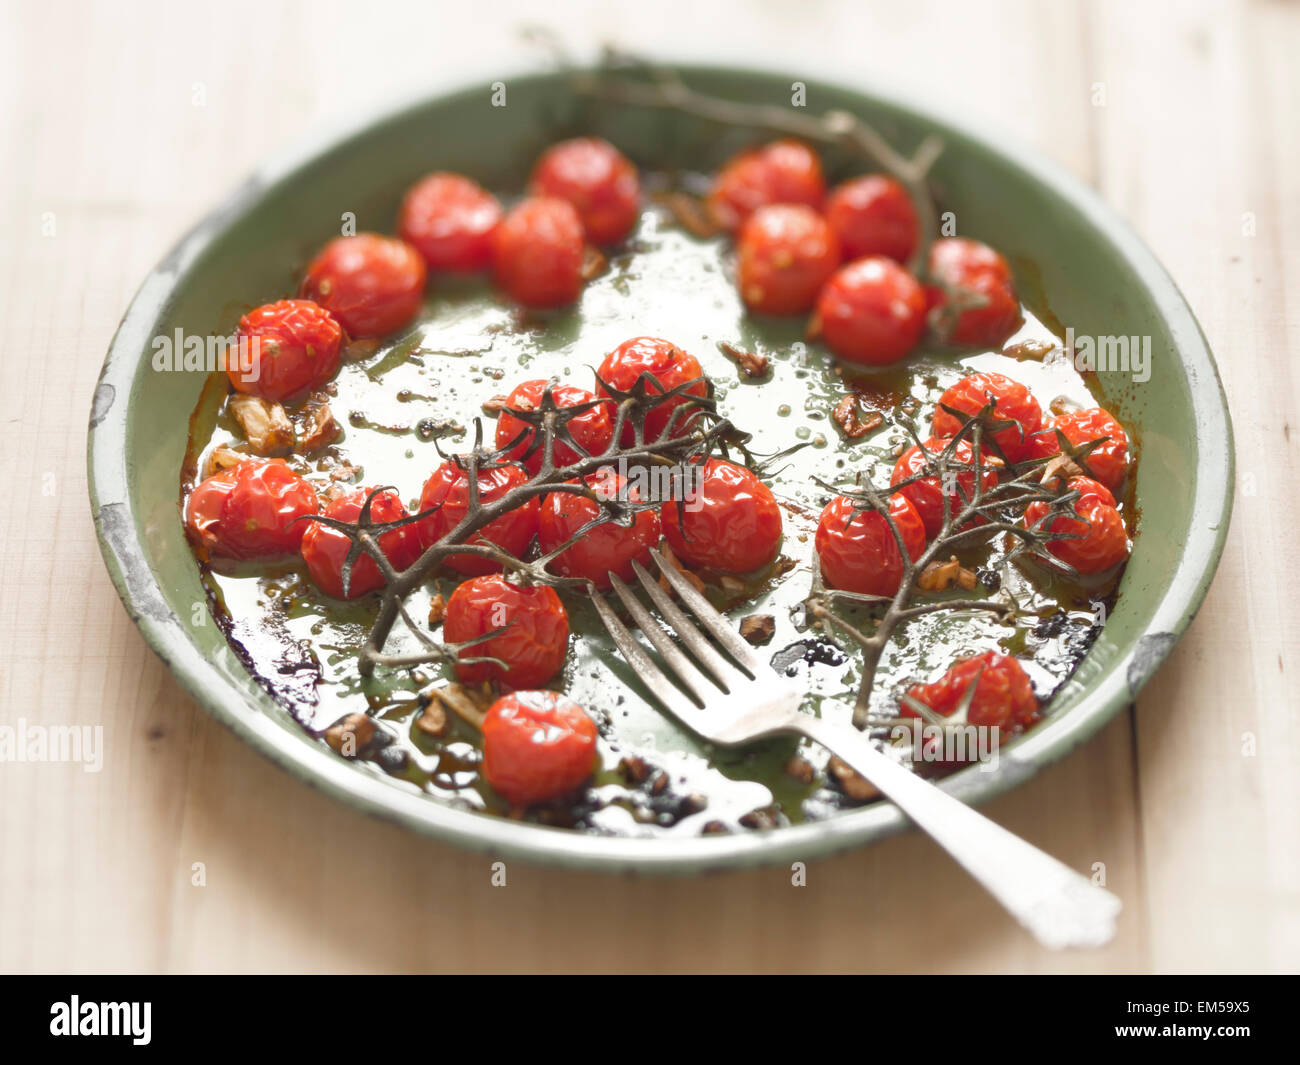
588, 548, 1121, 950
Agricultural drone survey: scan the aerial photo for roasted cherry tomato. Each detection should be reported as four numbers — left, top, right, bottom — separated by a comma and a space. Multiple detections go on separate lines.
903, 650, 1038, 732
494, 379, 614, 474
491, 196, 585, 309
301, 233, 427, 339
529, 137, 641, 246
1028, 407, 1131, 495
1024, 475, 1129, 574
230, 299, 344, 402
443, 575, 570, 688
539, 469, 661, 589
595, 336, 708, 445
931, 371, 1044, 462
890, 436, 1002, 538
815, 493, 926, 597
736, 204, 841, 315
417, 460, 539, 575
814, 256, 927, 365
926, 237, 1022, 348
824, 175, 919, 264
708, 139, 825, 231
398, 171, 502, 273
185, 458, 319, 560
661, 458, 782, 574
299, 487, 422, 599
481, 689, 597, 805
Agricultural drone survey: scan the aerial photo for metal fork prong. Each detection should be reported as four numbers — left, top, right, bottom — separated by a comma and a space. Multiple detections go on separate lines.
607, 573, 719, 703
630, 559, 754, 686
585, 582, 702, 719
645, 549, 764, 673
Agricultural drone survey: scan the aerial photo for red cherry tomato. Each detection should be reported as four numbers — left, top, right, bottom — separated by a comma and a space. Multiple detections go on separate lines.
903, 650, 1038, 732
494, 379, 614, 474
661, 458, 783, 574
815, 493, 926, 597
736, 204, 841, 315
926, 237, 1022, 348
1028, 407, 1131, 495
529, 137, 641, 246
931, 371, 1044, 462
491, 197, 585, 309
481, 689, 597, 805
300, 233, 426, 339
398, 172, 502, 273
231, 299, 343, 402
890, 436, 1002, 538
1024, 476, 1129, 574
417, 460, 539, 575
539, 469, 662, 589
443, 575, 570, 689
824, 175, 919, 264
299, 487, 422, 599
708, 139, 826, 231
814, 257, 927, 365
595, 336, 708, 445
185, 459, 319, 560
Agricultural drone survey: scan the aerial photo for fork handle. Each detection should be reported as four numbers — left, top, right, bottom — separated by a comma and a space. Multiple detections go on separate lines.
794, 716, 1121, 949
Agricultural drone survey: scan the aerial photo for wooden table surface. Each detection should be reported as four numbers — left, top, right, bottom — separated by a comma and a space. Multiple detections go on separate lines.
2, 0, 1295, 974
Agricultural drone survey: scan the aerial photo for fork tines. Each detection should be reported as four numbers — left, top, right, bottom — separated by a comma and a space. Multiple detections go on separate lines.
586, 548, 762, 714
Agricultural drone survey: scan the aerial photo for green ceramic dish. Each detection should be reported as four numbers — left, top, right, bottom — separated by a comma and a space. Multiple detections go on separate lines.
87, 66, 1233, 873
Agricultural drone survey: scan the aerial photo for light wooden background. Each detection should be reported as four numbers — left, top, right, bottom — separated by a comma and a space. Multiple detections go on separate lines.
1, 0, 1295, 973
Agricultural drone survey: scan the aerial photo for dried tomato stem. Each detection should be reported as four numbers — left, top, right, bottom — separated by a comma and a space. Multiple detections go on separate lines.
804, 407, 1092, 728
337, 384, 749, 677
570, 58, 943, 275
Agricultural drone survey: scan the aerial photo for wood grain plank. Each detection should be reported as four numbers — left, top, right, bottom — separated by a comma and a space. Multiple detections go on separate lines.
1088, 0, 1300, 972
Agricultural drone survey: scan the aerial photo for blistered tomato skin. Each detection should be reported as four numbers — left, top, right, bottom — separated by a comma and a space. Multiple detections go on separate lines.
529, 137, 641, 246
661, 458, 783, 574
931, 371, 1044, 463
824, 175, 919, 264
595, 336, 708, 445
301, 234, 427, 339
186, 468, 244, 556
903, 650, 1038, 732
299, 488, 422, 599
708, 139, 826, 231
1024, 476, 1130, 574
231, 299, 344, 402
1029, 407, 1131, 495
398, 172, 502, 273
481, 689, 597, 806
492, 197, 586, 309
443, 575, 570, 689
416, 460, 539, 576
926, 237, 1023, 348
185, 459, 319, 560
815, 493, 926, 597
494, 379, 614, 474
815, 256, 927, 365
736, 204, 841, 316
890, 437, 1002, 538
539, 470, 662, 589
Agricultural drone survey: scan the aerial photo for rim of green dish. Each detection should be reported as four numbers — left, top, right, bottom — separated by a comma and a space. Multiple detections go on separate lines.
87, 64, 1234, 874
